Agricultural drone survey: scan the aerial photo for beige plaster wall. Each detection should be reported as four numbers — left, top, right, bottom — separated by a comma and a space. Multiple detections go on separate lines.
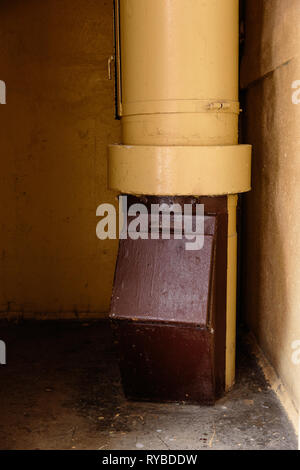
0, 0, 120, 317
241, 0, 300, 414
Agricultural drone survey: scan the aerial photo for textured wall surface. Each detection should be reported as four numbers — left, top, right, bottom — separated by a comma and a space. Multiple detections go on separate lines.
241, 0, 300, 413
0, 0, 121, 316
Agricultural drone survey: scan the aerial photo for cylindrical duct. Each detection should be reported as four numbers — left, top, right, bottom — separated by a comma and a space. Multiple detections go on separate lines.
109, 0, 251, 197
119, 0, 239, 146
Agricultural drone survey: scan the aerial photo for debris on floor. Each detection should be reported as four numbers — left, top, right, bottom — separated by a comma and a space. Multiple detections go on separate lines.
0, 321, 297, 450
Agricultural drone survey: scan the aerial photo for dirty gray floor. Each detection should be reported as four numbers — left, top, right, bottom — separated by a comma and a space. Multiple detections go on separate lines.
0, 320, 297, 450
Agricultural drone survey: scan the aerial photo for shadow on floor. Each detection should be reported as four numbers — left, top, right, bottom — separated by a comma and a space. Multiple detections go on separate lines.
0, 320, 297, 450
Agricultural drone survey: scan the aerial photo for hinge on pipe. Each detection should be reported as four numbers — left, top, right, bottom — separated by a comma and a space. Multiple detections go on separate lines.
207, 102, 231, 111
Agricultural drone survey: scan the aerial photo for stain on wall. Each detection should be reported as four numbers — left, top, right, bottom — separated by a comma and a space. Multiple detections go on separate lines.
241, 0, 300, 413
0, 0, 121, 316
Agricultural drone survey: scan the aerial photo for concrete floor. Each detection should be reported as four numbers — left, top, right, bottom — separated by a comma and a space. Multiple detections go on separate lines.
0, 320, 297, 450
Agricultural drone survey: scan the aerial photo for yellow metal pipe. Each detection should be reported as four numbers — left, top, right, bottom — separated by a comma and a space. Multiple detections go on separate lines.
109, 0, 250, 192
118, 0, 240, 146
109, 144, 251, 196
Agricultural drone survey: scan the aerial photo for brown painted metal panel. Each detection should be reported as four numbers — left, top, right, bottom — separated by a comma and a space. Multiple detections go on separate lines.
112, 321, 216, 404
110, 235, 215, 326
110, 196, 228, 404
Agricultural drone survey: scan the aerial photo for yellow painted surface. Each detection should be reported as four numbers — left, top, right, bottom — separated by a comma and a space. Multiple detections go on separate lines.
122, 113, 239, 147
119, 0, 239, 104
117, 0, 240, 146
241, 0, 300, 413
109, 144, 251, 196
110, 0, 249, 193
0, 0, 121, 315
226, 195, 238, 390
